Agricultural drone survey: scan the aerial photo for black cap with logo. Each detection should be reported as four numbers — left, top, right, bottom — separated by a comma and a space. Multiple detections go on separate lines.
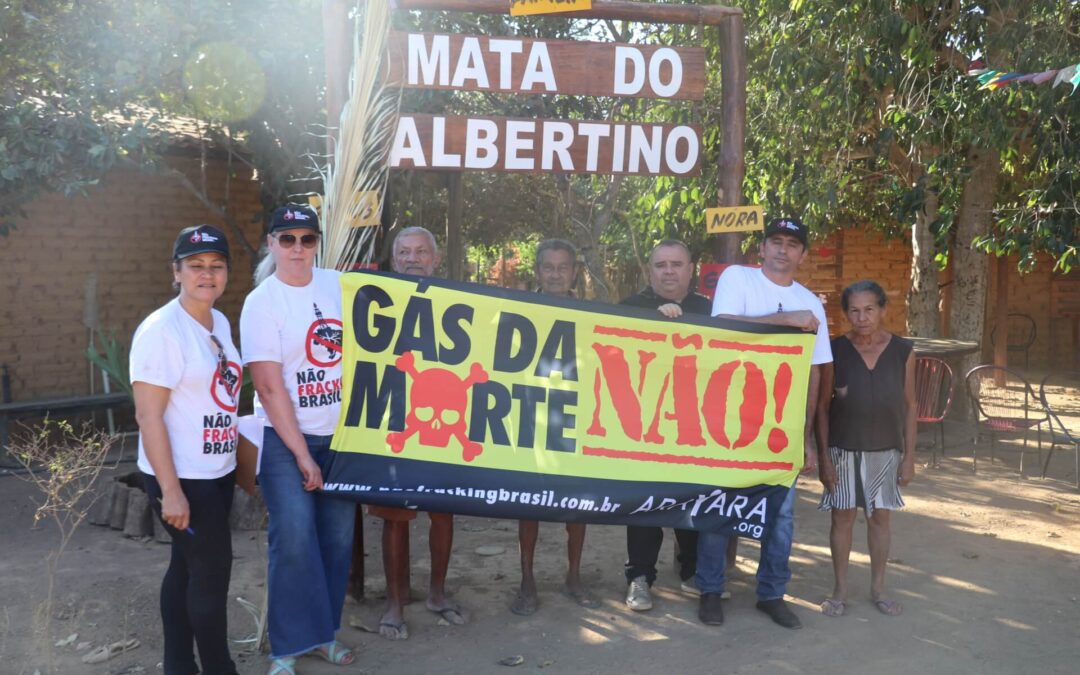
173, 225, 231, 261
268, 203, 320, 234
763, 217, 809, 248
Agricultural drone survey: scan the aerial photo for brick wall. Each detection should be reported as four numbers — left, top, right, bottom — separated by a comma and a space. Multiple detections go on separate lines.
1, 156, 265, 400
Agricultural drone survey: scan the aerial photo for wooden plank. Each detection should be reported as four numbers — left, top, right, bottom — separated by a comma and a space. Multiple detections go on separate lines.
387, 31, 705, 100
394, 0, 741, 26
713, 14, 746, 264
389, 113, 702, 176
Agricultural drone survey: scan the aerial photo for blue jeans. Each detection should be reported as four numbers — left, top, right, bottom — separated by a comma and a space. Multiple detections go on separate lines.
259, 428, 355, 658
695, 482, 796, 601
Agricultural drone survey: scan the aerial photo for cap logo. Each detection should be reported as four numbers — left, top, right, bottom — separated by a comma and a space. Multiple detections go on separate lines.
290, 210, 310, 221
777, 220, 800, 231
190, 232, 202, 242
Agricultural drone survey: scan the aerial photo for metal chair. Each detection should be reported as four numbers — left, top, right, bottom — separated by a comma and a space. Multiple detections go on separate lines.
914, 357, 954, 465
1039, 372, 1080, 490
990, 313, 1037, 369
964, 365, 1048, 475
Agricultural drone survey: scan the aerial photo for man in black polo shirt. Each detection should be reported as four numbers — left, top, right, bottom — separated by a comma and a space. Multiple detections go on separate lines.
620, 238, 714, 611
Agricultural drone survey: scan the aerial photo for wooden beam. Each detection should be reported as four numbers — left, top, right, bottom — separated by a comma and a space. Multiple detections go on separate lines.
394, 0, 741, 25
713, 13, 746, 264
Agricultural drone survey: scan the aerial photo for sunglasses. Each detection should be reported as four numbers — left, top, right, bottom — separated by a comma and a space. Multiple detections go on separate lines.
273, 232, 320, 249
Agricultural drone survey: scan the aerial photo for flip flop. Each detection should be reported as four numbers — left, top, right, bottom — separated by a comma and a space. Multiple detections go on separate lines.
81, 638, 140, 664
430, 606, 467, 625
820, 598, 846, 617
873, 597, 902, 616
510, 590, 539, 616
267, 656, 296, 675
311, 640, 356, 665
562, 586, 601, 609
378, 620, 409, 641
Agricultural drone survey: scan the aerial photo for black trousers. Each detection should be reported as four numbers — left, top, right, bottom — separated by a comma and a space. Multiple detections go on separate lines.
143, 471, 238, 675
625, 526, 699, 585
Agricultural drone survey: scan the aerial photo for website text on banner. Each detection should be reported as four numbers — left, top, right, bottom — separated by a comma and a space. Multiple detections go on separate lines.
323, 272, 814, 538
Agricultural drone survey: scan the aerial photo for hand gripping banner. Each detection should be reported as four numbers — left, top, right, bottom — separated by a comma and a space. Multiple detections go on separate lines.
323, 271, 814, 539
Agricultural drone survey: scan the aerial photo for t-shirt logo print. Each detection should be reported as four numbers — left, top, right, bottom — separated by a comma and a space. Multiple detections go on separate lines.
387, 351, 489, 462
211, 361, 242, 413
304, 302, 343, 367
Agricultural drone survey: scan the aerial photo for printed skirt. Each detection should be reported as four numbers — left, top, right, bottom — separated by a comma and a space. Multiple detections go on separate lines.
818, 447, 905, 516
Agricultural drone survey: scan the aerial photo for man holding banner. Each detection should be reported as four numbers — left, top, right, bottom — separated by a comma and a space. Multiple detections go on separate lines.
511, 239, 598, 616
369, 226, 466, 640
619, 240, 712, 612
696, 217, 831, 629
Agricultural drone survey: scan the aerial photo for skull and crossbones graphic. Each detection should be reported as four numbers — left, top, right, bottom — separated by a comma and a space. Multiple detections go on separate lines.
387, 351, 490, 462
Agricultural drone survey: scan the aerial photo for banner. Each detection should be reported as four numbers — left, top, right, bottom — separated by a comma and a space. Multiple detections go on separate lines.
323, 272, 814, 538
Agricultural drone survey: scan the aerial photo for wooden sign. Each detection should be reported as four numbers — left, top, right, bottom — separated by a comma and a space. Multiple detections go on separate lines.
390, 113, 701, 176
510, 0, 592, 16
705, 205, 764, 234
387, 32, 705, 100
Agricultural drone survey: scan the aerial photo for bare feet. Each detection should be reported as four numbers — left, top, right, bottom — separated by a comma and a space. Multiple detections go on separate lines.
510, 588, 539, 616
562, 578, 600, 609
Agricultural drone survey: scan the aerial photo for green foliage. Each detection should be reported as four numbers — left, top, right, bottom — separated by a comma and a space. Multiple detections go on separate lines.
84, 328, 133, 400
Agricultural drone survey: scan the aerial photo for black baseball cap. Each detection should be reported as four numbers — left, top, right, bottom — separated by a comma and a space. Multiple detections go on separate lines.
173, 225, 230, 261
763, 217, 809, 248
268, 203, 320, 234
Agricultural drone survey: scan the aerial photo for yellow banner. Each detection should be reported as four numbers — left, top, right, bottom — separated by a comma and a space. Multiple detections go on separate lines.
510, 0, 592, 17
333, 273, 813, 488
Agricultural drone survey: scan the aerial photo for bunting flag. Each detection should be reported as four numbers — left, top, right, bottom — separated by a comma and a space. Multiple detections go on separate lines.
969, 60, 1080, 94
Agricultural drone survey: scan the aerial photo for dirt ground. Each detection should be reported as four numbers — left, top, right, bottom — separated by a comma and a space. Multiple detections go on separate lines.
2, 421, 1080, 675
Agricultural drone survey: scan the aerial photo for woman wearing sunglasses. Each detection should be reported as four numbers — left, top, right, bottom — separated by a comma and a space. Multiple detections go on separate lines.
131, 225, 242, 675
240, 204, 356, 674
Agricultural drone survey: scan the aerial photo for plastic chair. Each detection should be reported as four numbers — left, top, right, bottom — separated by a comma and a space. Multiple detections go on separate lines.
964, 365, 1048, 475
914, 357, 954, 465
1039, 372, 1080, 490
990, 313, 1037, 369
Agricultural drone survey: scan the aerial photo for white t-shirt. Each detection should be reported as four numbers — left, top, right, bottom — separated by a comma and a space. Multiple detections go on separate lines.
240, 268, 344, 435
711, 266, 833, 365
130, 298, 242, 479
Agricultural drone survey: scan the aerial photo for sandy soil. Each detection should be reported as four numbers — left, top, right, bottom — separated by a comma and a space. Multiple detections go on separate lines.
2, 422, 1080, 675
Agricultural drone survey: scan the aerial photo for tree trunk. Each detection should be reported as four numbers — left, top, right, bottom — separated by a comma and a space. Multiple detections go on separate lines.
907, 181, 940, 336
950, 146, 999, 379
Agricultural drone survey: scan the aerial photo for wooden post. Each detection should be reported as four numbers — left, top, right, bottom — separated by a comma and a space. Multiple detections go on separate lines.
325, 0, 364, 599
446, 173, 465, 281
323, 0, 352, 157
713, 13, 746, 264
992, 255, 1009, 385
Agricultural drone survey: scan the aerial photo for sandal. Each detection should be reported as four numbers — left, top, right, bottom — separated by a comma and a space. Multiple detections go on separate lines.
820, 598, 846, 617
267, 656, 296, 675
312, 640, 355, 665
873, 597, 902, 616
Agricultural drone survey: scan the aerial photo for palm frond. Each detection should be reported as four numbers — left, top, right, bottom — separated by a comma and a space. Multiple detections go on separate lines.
320, 0, 401, 271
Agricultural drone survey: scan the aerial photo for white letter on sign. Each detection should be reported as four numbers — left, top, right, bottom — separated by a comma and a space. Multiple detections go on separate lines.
464, 119, 499, 169
505, 121, 536, 170
488, 39, 523, 89
431, 117, 461, 168
390, 117, 426, 167
666, 126, 699, 175
613, 46, 645, 95
408, 34, 449, 86
649, 48, 683, 97
578, 123, 611, 172
541, 121, 575, 171
520, 43, 557, 92
451, 37, 490, 88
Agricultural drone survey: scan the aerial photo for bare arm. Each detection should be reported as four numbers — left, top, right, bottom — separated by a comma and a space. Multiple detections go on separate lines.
815, 363, 836, 492
133, 382, 189, 530
899, 352, 917, 486
714, 310, 819, 332
248, 360, 322, 491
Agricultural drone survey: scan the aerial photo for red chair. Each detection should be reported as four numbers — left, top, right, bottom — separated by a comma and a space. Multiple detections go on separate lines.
965, 365, 1048, 475
914, 357, 954, 465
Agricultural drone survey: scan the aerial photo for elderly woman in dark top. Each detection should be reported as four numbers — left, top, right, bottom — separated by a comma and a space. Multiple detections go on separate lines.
815, 280, 916, 617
